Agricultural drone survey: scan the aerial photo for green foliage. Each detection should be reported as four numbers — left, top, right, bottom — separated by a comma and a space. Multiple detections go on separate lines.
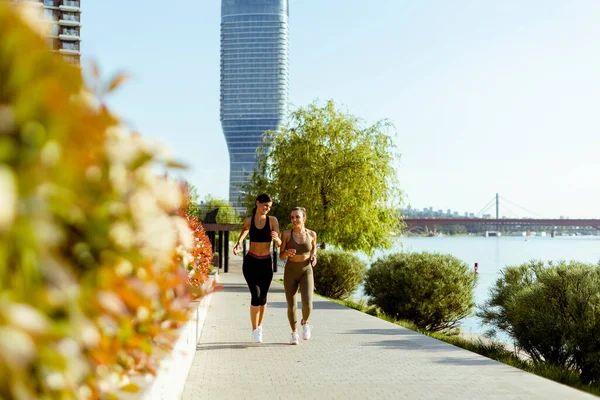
440, 224, 468, 235
198, 195, 240, 224
364, 252, 476, 332
313, 250, 366, 300
185, 182, 202, 218
244, 100, 403, 254
478, 260, 600, 384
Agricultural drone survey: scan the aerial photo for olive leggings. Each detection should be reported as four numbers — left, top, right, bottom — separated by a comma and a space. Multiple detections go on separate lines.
283, 260, 314, 331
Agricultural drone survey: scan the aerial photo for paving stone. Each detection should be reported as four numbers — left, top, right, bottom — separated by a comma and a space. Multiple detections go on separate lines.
182, 257, 595, 399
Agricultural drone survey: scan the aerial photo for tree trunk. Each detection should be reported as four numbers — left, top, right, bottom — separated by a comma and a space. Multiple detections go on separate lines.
320, 184, 329, 252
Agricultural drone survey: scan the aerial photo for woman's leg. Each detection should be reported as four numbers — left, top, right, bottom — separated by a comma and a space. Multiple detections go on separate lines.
299, 266, 314, 324
284, 264, 300, 332
250, 306, 260, 330
242, 255, 262, 330
256, 256, 273, 327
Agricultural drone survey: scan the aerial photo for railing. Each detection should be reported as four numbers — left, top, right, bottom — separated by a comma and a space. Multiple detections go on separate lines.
44, 0, 56, 6
62, 14, 80, 21
61, 29, 78, 36
61, 42, 79, 50
62, 0, 80, 7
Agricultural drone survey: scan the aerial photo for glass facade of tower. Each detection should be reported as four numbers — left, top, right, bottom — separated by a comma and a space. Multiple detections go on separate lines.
220, 0, 289, 209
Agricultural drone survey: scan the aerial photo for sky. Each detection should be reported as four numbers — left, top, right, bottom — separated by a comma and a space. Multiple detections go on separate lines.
82, 0, 600, 218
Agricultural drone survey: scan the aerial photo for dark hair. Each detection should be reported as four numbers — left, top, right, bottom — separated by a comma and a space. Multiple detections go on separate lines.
252, 193, 273, 217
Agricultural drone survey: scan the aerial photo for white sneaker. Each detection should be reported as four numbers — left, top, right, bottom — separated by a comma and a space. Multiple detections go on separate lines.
290, 332, 300, 345
252, 328, 263, 343
302, 324, 311, 340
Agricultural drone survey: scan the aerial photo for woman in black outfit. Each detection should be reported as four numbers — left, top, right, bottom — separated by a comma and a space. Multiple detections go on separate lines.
233, 194, 281, 343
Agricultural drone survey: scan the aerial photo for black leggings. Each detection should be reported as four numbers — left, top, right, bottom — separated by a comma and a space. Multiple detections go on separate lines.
242, 253, 273, 306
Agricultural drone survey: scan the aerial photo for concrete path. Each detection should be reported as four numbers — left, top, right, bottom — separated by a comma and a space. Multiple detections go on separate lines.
182, 258, 595, 400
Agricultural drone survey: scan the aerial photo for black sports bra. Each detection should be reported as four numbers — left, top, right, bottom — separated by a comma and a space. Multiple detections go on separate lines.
249, 216, 271, 243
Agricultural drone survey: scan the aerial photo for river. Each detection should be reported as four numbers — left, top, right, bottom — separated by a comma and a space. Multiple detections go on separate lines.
356, 235, 600, 342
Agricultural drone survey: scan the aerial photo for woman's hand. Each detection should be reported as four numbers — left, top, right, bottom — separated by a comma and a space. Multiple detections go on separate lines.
270, 231, 281, 246
286, 248, 296, 258
233, 243, 240, 256
309, 254, 317, 267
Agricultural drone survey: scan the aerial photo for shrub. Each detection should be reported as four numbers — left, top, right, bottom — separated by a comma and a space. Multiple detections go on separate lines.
0, 5, 214, 398
478, 260, 600, 384
179, 211, 214, 294
313, 250, 366, 299
364, 252, 476, 332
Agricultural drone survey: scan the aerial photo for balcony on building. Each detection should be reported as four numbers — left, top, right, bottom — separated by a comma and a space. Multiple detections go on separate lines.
58, 27, 80, 40
59, 12, 80, 26
58, 41, 79, 55
59, 0, 80, 12
22, 0, 44, 8
58, 48, 80, 55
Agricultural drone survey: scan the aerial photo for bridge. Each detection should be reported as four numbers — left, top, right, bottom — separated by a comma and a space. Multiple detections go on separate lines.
404, 194, 600, 232
404, 218, 600, 231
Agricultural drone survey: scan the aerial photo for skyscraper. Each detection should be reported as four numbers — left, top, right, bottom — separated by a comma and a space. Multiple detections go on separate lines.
12, 0, 82, 64
220, 0, 289, 210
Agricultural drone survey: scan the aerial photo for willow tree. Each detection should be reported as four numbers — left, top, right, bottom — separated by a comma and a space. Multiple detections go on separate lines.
244, 100, 403, 254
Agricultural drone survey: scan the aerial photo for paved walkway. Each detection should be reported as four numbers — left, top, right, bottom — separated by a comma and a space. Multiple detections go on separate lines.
182, 257, 595, 400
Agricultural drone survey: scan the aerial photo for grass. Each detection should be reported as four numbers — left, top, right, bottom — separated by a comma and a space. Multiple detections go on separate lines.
324, 296, 600, 397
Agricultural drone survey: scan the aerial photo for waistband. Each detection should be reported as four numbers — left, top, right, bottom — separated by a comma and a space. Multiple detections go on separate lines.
246, 250, 271, 259
286, 259, 311, 268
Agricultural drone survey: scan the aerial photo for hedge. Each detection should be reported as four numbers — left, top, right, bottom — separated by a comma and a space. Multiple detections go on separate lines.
364, 252, 476, 333
0, 5, 213, 398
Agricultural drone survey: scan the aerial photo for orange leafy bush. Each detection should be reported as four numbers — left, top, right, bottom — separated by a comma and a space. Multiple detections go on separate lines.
178, 211, 214, 293
0, 4, 214, 399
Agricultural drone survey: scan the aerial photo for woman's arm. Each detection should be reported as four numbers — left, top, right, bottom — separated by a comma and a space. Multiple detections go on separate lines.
309, 230, 318, 266
233, 217, 251, 256
269, 216, 282, 247
279, 230, 290, 260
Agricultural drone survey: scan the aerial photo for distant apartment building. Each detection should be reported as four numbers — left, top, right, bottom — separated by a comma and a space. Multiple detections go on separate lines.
220, 0, 289, 209
11, 0, 82, 63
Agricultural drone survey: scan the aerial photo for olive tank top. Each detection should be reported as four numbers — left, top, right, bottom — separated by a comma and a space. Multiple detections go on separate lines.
286, 230, 312, 256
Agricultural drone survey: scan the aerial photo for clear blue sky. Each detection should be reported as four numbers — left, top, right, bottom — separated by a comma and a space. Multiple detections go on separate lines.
82, 0, 600, 218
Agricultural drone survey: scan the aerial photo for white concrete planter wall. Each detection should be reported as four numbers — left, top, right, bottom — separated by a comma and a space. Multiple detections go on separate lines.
124, 271, 217, 400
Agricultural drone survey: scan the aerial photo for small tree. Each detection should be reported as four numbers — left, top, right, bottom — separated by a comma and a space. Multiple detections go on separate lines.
202, 195, 239, 224
244, 100, 403, 255
364, 252, 476, 332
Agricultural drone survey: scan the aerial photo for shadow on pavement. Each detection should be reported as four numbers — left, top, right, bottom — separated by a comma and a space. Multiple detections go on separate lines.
221, 283, 286, 294
360, 338, 450, 350
196, 342, 289, 351
435, 357, 500, 366
265, 299, 353, 310
343, 328, 417, 336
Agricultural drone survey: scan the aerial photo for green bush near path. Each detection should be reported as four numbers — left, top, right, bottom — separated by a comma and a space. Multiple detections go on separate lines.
479, 260, 600, 384
313, 250, 366, 300
364, 252, 476, 333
